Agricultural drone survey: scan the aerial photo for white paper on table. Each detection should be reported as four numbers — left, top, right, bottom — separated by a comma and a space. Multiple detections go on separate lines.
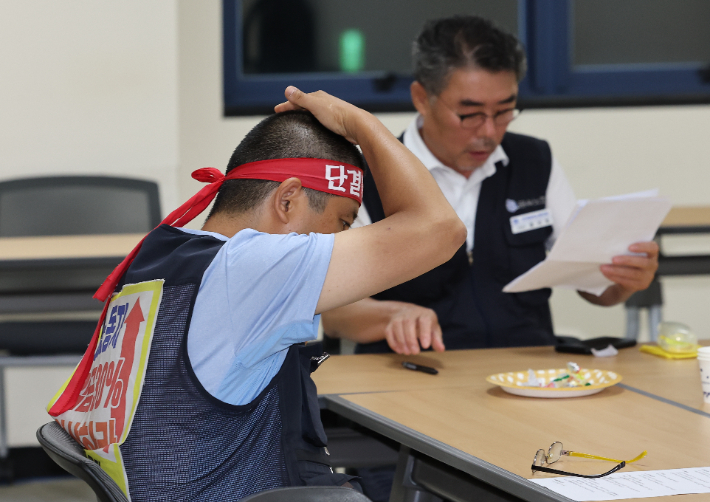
503, 190, 672, 295
530, 467, 710, 501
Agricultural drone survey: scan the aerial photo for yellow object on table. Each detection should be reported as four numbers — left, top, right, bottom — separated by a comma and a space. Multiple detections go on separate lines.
639, 344, 697, 359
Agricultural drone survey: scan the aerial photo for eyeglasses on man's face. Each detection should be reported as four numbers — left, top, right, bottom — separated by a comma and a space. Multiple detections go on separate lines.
532, 441, 647, 479
438, 99, 521, 130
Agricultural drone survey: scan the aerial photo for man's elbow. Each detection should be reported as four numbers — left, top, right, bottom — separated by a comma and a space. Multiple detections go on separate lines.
437, 216, 467, 260
320, 311, 341, 338
452, 218, 467, 247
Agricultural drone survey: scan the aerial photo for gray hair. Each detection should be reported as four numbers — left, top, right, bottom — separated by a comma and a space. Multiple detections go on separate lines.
413, 15, 527, 96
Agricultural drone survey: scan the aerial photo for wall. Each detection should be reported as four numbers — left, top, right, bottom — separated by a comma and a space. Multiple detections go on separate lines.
0, 0, 179, 447
0, 0, 180, 212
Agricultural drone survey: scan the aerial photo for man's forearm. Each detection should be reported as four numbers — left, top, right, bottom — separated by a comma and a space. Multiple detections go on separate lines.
578, 284, 635, 307
582, 242, 659, 307
355, 114, 465, 251
321, 298, 396, 344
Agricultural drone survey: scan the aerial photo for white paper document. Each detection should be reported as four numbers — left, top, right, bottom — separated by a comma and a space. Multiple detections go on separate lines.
530, 467, 710, 501
503, 190, 672, 295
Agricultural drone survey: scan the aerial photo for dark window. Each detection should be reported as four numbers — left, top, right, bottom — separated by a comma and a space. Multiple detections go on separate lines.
572, 0, 710, 67
224, 0, 710, 115
241, 0, 517, 75
225, 0, 520, 114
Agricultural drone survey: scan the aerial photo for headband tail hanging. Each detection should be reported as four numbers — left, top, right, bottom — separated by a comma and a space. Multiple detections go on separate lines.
93, 174, 225, 301
51, 170, 226, 417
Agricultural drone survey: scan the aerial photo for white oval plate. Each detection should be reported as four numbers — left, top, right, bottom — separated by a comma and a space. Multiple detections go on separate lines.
486, 368, 622, 398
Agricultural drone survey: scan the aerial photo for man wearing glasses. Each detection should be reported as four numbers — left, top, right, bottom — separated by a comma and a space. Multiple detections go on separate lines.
323, 15, 659, 355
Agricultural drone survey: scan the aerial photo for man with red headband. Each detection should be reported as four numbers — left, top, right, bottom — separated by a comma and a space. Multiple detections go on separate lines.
46, 88, 465, 501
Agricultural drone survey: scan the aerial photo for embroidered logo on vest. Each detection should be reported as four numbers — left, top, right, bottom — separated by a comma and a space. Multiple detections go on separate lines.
506, 196, 546, 213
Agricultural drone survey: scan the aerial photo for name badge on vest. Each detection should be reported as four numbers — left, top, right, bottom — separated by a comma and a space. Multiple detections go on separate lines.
510, 208, 553, 235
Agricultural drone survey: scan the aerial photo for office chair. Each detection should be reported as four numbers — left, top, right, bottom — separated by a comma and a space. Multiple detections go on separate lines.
36, 422, 127, 502
0, 176, 160, 479
37, 421, 372, 502
0, 175, 160, 238
624, 276, 663, 341
0, 175, 161, 354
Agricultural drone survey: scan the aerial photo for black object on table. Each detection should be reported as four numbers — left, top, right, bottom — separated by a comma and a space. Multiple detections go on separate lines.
555, 336, 636, 355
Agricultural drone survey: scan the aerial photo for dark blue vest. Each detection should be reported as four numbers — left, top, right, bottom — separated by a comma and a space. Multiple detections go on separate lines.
115, 225, 352, 501
356, 132, 556, 353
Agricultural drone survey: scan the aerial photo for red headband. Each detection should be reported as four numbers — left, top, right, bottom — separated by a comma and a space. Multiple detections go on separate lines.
231, 158, 364, 205
94, 157, 363, 301
48, 158, 364, 417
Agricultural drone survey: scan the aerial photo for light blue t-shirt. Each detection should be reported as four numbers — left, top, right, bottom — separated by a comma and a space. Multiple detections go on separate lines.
181, 227, 334, 405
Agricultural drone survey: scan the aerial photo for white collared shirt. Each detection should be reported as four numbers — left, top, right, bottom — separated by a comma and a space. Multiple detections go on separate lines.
354, 115, 577, 252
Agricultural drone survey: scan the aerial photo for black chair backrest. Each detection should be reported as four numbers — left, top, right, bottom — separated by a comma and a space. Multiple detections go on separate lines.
0, 176, 161, 237
36, 422, 128, 502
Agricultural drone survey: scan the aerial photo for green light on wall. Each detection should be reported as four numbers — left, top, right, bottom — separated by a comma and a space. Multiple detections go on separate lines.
339, 29, 365, 73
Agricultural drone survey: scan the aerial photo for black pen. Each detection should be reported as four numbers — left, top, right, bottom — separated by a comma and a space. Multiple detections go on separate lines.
402, 361, 438, 375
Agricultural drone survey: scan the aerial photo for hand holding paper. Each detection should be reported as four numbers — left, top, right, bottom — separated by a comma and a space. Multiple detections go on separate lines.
599, 241, 659, 294
503, 190, 671, 296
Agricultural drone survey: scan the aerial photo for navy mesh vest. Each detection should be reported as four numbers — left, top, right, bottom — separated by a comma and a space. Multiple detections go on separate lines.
356, 132, 556, 352
114, 225, 351, 501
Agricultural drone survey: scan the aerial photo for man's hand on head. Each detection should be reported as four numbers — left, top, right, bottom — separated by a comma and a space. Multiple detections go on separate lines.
580, 241, 659, 306
274, 86, 373, 145
384, 303, 445, 355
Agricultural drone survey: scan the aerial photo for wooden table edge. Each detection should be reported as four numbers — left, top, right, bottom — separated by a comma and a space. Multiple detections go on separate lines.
322, 394, 573, 502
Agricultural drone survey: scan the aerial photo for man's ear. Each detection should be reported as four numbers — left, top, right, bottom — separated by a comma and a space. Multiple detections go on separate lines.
411, 81, 432, 117
273, 177, 305, 224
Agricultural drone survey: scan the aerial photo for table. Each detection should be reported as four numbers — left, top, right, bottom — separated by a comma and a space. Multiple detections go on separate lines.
626, 206, 710, 340
0, 233, 143, 477
657, 206, 710, 276
0, 233, 144, 297
315, 346, 710, 502
659, 206, 710, 234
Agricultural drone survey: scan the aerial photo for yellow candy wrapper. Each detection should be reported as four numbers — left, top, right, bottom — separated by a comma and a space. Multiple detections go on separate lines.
639, 344, 697, 359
